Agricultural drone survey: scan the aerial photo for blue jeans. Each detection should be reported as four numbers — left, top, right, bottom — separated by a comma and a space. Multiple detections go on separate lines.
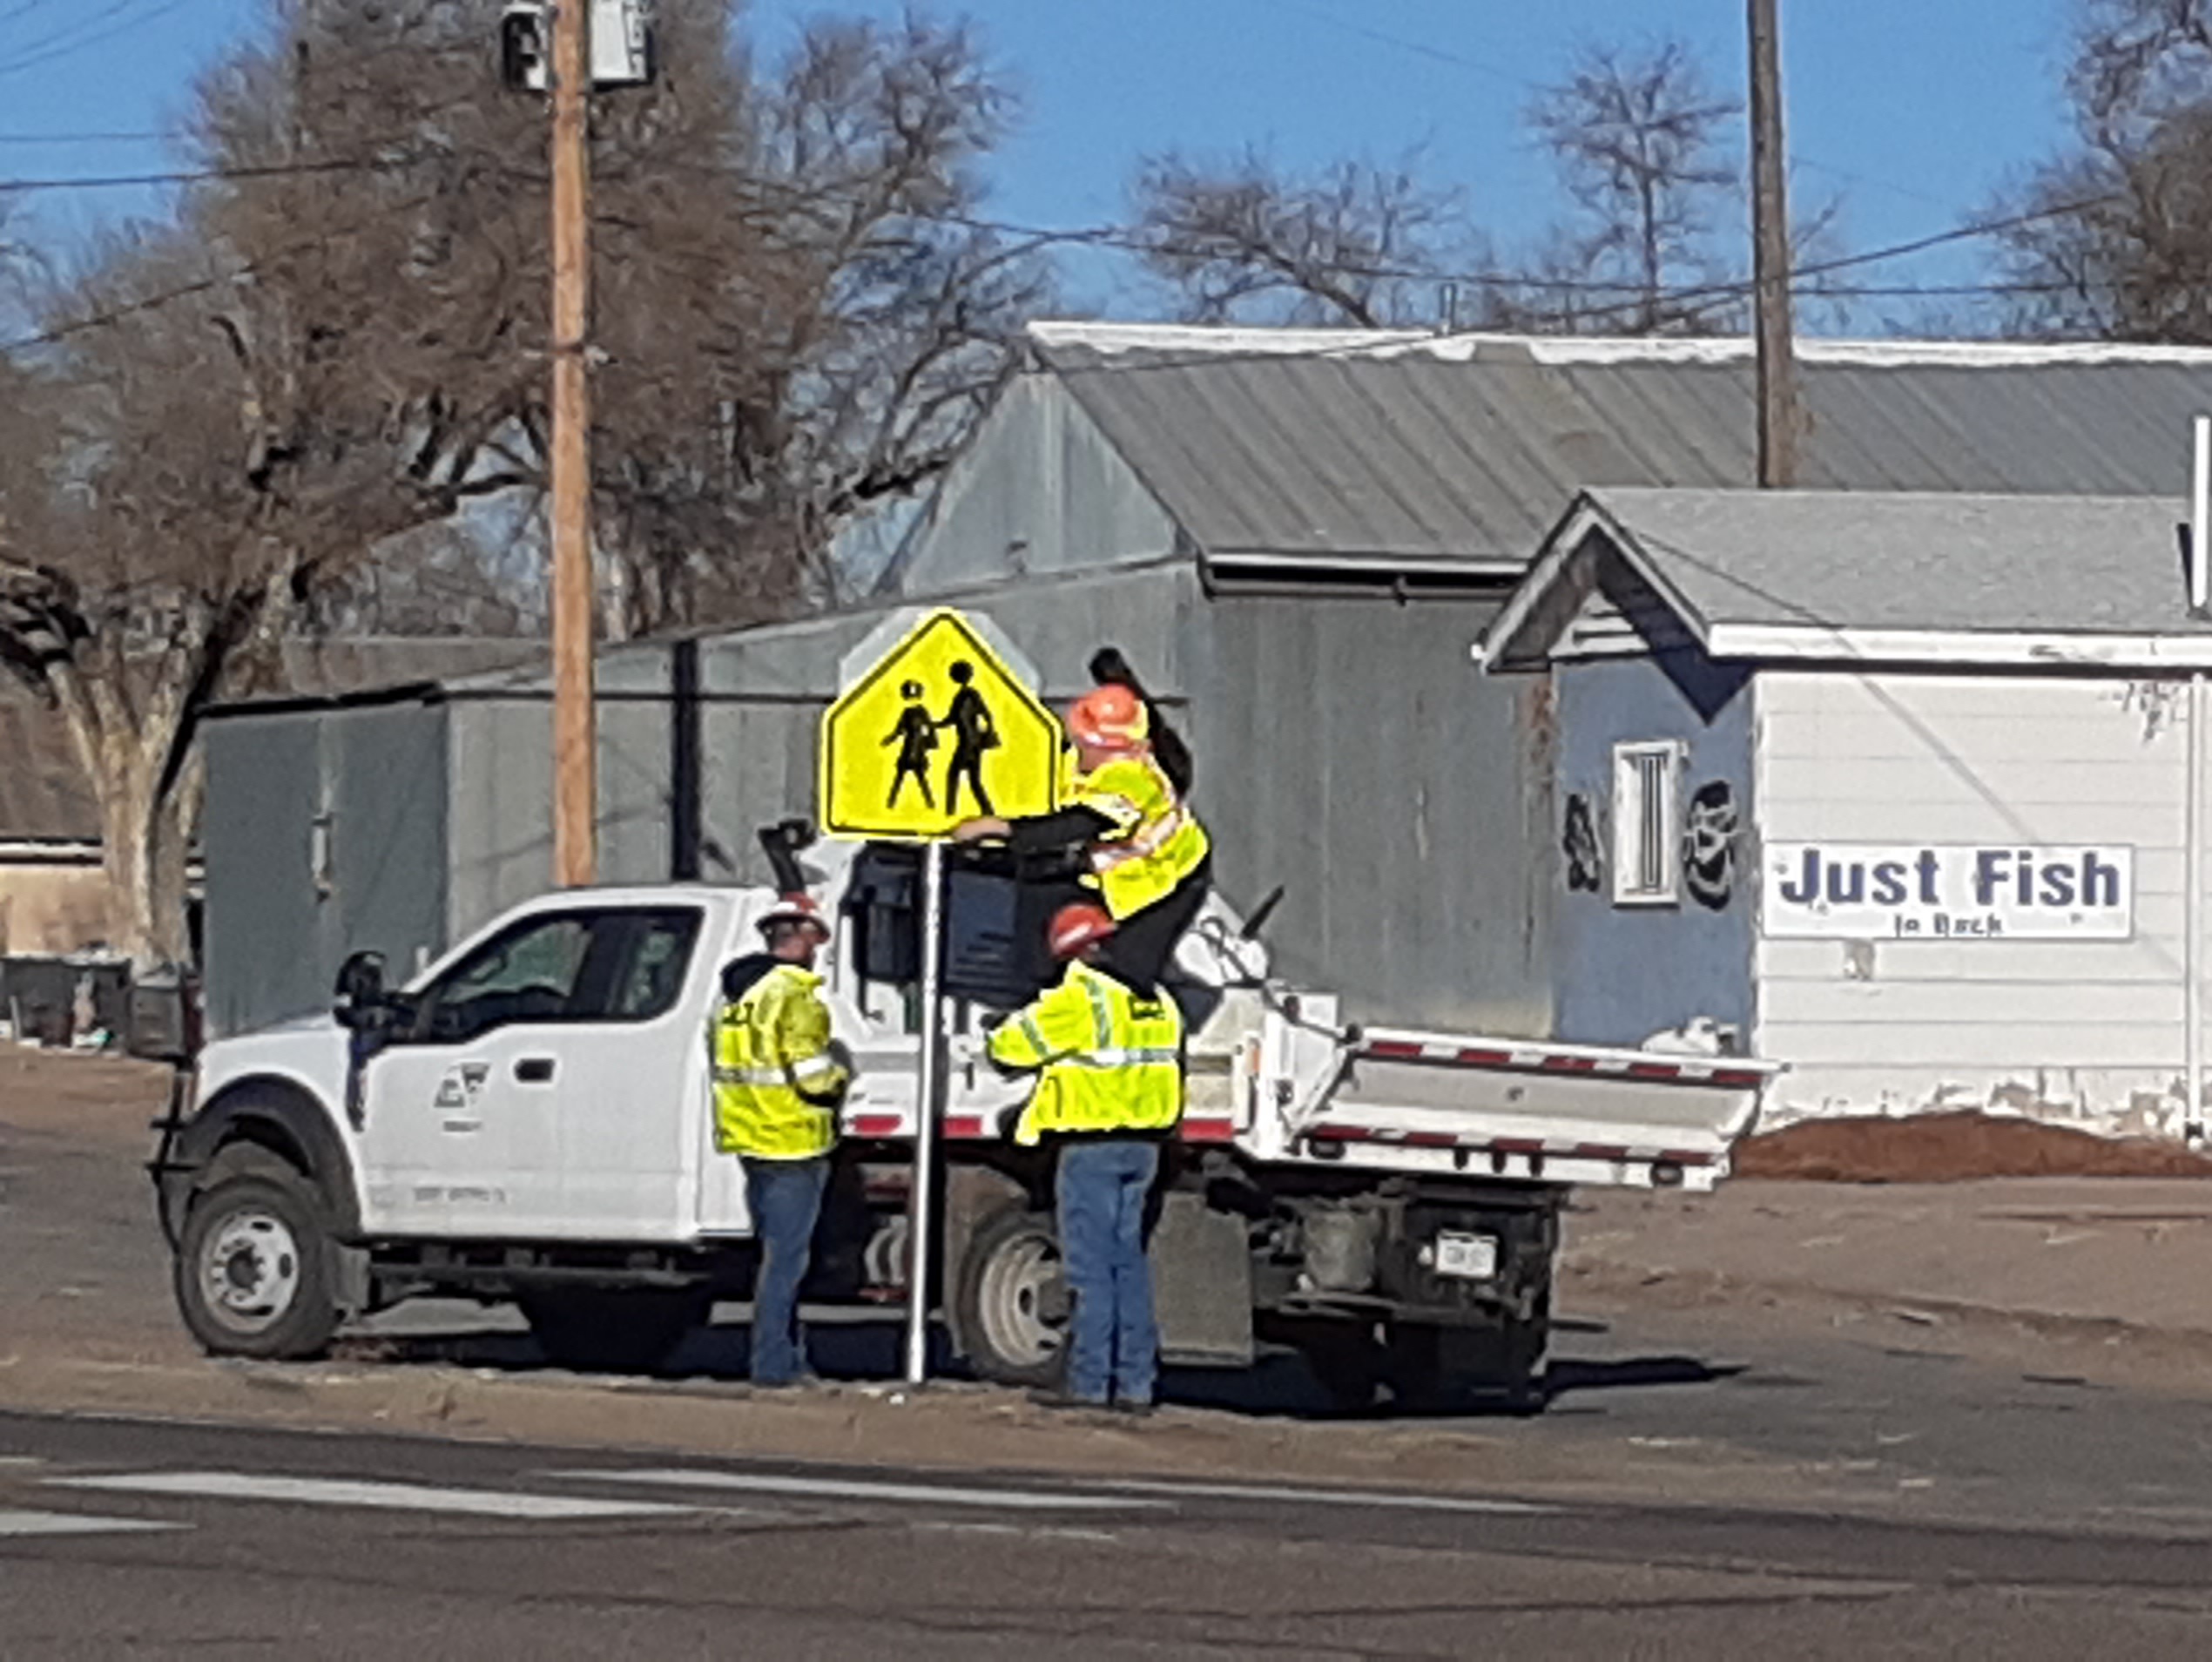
1055, 1138, 1161, 1406
743, 1156, 829, 1385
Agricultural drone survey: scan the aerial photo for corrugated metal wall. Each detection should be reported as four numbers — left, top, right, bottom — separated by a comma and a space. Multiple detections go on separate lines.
1193, 591, 1553, 1033
204, 700, 449, 1037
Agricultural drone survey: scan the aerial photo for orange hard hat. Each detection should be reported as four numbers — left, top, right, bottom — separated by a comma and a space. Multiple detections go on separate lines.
1047, 902, 1117, 960
1068, 685, 1149, 751
757, 893, 830, 939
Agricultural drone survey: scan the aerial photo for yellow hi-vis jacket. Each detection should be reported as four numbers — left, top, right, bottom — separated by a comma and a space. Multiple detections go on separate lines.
712, 963, 850, 1160
986, 959, 1184, 1147
1071, 752, 1210, 920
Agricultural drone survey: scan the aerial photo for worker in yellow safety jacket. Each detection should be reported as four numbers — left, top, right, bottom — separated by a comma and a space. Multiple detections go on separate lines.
954, 681, 1211, 995
713, 893, 851, 1388
987, 902, 1184, 1414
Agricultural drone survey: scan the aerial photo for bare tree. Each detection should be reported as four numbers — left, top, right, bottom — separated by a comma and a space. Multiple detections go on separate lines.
0, 0, 1043, 961
1527, 37, 1741, 335
1993, 1, 2212, 342
1130, 148, 1487, 328
592, 13, 1049, 633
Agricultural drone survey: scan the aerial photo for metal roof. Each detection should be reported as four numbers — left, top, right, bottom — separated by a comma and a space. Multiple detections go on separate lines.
1028, 323, 2212, 569
1486, 488, 2212, 672
0, 638, 543, 843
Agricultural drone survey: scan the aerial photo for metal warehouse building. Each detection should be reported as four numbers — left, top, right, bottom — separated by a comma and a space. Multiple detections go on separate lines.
204, 324, 2212, 1044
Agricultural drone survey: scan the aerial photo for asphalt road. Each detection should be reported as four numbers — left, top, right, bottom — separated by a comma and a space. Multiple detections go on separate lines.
18, 1059, 2212, 1656
10, 1364, 2212, 1662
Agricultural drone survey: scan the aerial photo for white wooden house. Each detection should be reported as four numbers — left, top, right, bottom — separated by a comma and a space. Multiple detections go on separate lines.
1482, 487, 2212, 1137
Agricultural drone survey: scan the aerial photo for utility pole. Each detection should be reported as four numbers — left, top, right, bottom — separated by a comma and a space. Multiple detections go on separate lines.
550, 0, 597, 886
1748, 0, 1799, 489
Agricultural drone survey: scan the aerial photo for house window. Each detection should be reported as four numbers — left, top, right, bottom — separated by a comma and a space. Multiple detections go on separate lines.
1612, 740, 1685, 906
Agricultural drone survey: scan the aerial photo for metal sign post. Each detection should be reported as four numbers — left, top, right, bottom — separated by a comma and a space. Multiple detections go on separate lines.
902, 838, 948, 1385
817, 607, 1055, 1389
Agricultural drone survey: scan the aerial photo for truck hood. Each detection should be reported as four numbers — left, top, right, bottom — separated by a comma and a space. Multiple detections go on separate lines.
195, 1012, 350, 1109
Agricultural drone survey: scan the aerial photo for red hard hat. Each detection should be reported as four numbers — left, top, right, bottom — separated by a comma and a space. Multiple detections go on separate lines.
1047, 902, 1117, 960
1068, 685, 1149, 751
757, 893, 830, 939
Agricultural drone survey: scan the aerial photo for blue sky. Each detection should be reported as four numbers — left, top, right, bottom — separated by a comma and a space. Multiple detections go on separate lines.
3, 0, 2081, 327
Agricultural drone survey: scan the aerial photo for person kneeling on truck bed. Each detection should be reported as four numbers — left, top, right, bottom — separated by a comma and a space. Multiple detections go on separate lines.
714, 894, 851, 1389
952, 683, 1211, 997
987, 902, 1184, 1415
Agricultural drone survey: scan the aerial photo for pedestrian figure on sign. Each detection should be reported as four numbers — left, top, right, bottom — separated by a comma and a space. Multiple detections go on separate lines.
884, 680, 938, 809
938, 659, 999, 816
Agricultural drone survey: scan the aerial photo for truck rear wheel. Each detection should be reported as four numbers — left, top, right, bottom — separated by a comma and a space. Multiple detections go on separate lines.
951, 1206, 1068, 1388
519, 1287, 707, 1375
173, 1169, 341, 1361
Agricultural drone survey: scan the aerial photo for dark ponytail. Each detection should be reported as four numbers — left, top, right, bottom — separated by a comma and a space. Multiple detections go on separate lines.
1089, 645, 1194, 796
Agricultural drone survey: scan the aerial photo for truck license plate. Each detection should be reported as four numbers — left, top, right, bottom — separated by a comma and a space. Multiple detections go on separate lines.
1433, 1231, 1498, 1281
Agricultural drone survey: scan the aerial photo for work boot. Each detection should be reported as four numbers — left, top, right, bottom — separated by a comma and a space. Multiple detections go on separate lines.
1110, 1398, 1156, 1420
1027, 1388, 1107, 1412
752, 1371, 822, 1394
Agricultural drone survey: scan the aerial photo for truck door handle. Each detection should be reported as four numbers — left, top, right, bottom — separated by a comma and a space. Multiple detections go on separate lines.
514, 1057, 556, 1084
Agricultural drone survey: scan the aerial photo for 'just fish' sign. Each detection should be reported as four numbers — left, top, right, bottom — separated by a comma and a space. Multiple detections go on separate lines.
1761, 843, 2134, 941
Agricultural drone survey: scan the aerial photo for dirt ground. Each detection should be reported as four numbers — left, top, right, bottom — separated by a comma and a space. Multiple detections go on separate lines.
1736, 1111, 2212, 1183
17, 1047, 2212, 1507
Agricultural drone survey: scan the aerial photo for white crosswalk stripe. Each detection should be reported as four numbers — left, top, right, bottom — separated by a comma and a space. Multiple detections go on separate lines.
49, 1472, 698, 1521
0, 1508, 186, 1538
544, 1468, 1170, 1511
1097, 1478, 1553, 1515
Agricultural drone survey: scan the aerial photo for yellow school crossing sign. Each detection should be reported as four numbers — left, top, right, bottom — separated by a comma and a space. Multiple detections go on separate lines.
819, 608, 1062, 841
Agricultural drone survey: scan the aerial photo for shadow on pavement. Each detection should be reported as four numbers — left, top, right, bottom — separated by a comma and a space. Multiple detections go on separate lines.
339, 1304, 1757, 1423
1542, 1356, 1749, 1401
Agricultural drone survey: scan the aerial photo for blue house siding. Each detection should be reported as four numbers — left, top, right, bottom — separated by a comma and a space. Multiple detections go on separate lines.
1553, 650, 1757, 1046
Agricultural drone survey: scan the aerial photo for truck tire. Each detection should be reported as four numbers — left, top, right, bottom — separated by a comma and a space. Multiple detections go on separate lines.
173, 1169, 342, 1361
519, 1287, 707, 1375
950, 1206, 1067, 1388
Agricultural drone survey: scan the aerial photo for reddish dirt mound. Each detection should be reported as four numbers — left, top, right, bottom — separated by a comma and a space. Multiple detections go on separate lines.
1736, 1111, 2212, 1183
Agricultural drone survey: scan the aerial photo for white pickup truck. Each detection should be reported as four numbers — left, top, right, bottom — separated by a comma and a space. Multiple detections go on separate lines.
150, 831, 1777, 1410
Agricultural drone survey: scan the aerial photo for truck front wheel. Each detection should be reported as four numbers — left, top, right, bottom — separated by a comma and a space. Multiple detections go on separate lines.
173, 1170, 342, 1361
951, 1207, 1068, 1388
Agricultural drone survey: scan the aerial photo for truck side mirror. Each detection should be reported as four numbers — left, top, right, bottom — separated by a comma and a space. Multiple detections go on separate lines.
333, 950, 388, 1030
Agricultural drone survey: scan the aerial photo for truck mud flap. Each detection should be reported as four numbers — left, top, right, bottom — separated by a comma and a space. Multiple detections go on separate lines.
1153, 1192, 1253, 1368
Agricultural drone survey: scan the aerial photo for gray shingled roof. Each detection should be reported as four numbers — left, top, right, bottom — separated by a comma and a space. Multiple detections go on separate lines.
1481, 488, 2212, 672
1028, 325, 2212, 568
1580, 488, 2208, 638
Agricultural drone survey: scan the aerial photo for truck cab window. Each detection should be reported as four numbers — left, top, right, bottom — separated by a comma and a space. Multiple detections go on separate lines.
418, 916, 593, 1042
411, 907, 701, 1042
604, 910, 703, 1020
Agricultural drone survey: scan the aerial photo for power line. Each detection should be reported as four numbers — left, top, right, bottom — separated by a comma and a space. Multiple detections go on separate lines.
683, 157, 2124, 311
0, 157, 393, 195
1244, 0, 1956, 213
0, 0, 193, 82
0, 154, 2132, 361
0, 130, 170, 145
0, 193, 440, 355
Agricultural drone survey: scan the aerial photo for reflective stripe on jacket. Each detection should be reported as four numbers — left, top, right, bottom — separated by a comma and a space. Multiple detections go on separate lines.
985, 959, 1184, 1147
1071, 752, 1210, 919
712, 963, 850, 1160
